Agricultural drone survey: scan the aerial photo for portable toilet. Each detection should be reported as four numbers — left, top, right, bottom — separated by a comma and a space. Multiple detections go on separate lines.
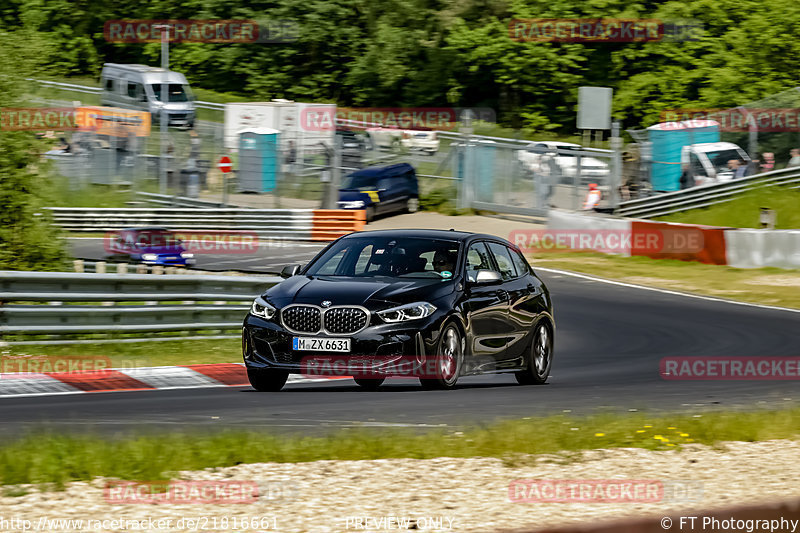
457, 140, 496, 203
647, 120, 719, 192
474, 140, 496, 203
238, 128, 280, 193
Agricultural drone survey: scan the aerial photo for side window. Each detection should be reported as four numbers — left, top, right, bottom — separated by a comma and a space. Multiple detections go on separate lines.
486, 242, 517, 280
104, 78, 114, 91
127, 82, 138, 98
353, 244, 373, 275
689, 152, 705, 176
419, 250, 435, 271
377, 177, 393, 190
465, 242, 492, 282
509, 247, 531, 276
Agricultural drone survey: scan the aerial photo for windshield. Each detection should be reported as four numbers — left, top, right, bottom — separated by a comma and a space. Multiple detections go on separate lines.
304, 237, 461, 278
342, 173, 377, 189
706, 149, 744, 173
118, 231, 181, 249
150, 83, 190, 103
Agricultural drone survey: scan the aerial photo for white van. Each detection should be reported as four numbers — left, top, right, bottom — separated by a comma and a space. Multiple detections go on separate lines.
100, 63, 196, 128
681, 142, 751, 185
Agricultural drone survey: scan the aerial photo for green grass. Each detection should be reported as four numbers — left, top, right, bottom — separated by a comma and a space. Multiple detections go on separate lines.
2, 408, 799, 490
529, 251, 800, 308
657, 187, 800, 229
49, 183, 136, 208
3, 338, 241, 368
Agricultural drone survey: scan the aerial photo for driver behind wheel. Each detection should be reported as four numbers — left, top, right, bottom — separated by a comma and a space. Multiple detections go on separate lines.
432, 250, 456, 274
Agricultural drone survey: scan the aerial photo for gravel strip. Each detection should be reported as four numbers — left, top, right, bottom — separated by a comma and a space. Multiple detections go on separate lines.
2, 440, 800, 532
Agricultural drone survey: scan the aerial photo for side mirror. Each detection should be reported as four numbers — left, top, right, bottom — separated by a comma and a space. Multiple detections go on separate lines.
471, 269, 502, 284
280, 264, 301, 279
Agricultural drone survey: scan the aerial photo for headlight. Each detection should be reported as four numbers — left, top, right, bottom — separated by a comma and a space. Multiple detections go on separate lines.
251, 296, 276, 320
180, 252, 194, 258
141, 253, 158, 261
378, 302, 437, 323
339, 200, 365, 209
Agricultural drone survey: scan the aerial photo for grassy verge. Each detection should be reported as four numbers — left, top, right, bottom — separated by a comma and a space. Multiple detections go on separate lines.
656, 187, 800, 229
528, 251, 800, 309
3, 338, 241, 368
49, 183, 136, 208
2, 408, 799, 489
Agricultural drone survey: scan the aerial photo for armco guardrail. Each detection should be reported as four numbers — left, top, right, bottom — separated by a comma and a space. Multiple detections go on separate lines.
0, 271, 280, 341
47, 207, 313, 238
31, 78, 225, 111
616, 167, 800, 219
45, 207, 365, 241
134, 192, 232, 208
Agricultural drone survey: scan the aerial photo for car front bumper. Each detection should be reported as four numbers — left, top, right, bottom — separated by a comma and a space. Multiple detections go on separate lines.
242, 313, 445, 375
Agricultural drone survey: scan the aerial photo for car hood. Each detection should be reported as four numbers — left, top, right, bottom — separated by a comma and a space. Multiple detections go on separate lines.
265, 276, 454, 307
135, 245, 185, 254
338, 190, 375, 202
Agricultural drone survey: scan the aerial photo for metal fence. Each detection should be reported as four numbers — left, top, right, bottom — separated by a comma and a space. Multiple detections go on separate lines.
0, 271, 280, 343
33, 79, 622, 216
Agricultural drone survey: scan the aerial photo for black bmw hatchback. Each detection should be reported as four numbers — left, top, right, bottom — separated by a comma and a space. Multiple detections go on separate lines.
242, 229, 555, 391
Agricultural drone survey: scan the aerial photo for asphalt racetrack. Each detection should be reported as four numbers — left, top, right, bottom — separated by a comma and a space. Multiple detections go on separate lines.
2, 267, 798, 436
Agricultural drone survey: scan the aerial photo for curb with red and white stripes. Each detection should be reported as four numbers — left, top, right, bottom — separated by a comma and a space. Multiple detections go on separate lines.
0, 363, 335, 398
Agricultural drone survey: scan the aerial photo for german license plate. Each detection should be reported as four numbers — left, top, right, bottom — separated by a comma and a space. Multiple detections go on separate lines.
292, 337, 350, 352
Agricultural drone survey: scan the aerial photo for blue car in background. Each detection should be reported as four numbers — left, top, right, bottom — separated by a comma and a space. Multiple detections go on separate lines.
337, 163, 419, 222
105, 227, 196, 267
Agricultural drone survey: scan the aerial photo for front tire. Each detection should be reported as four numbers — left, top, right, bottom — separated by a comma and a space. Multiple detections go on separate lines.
515, 322, 552, 385
354, 377, 385, 390
420, 323, 463, 390
365, 206, 375, 223
247, 367, 289, 391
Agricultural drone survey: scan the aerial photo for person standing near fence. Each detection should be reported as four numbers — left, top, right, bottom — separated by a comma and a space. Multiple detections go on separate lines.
582, 183, 602, 210
760, 152, 775, 173
286, 140, 297, 174
786, 148, 800, 168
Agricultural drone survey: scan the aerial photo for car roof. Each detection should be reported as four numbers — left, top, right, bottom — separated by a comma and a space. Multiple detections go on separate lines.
347, 163, 414, 178
343, 228, 508, 243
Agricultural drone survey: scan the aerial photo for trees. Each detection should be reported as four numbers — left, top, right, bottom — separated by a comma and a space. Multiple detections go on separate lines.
0, 27, 68, 270
2, 0, 800, 134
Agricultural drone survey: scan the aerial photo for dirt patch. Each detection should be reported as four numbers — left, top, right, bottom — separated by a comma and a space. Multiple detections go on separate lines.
743, 275, 800, 288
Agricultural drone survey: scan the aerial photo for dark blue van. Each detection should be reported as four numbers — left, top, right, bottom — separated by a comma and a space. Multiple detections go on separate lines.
337, 163, 419, 222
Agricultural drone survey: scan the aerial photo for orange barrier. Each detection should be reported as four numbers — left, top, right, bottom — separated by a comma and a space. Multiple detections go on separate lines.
631, 220, 728, 265
311, 209, 366, 241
